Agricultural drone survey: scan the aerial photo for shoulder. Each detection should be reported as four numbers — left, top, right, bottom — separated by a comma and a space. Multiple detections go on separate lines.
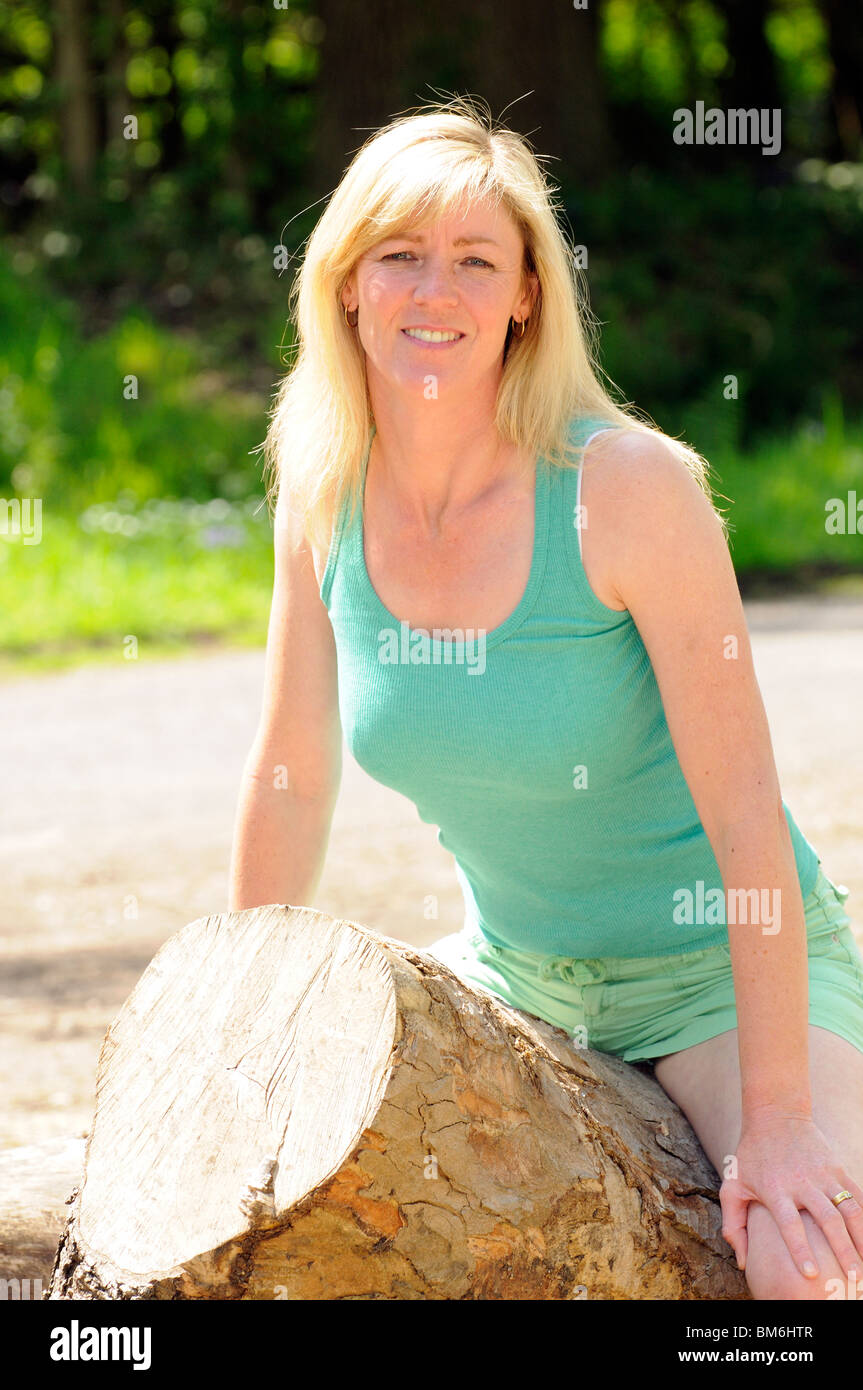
581, 426, 722, 534
577, 426, 730, 609
581, 423, 704, 495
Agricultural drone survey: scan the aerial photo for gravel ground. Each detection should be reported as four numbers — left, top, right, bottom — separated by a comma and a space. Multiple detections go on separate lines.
1, 594, 861, 1149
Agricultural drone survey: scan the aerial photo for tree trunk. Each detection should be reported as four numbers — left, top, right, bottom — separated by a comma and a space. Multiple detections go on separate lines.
103, 0, 129, 151
54, 0, 99, 192
712, 0, 781, 114
47, 904, 748, 1300
818, 0, 863, 159
312, 0, 614, 198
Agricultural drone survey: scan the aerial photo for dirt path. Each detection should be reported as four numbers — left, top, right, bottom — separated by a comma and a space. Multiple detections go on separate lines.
1, 595, 861, 1149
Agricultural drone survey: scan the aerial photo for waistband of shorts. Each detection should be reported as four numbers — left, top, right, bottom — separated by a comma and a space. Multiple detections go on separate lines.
464, 861, 852, 984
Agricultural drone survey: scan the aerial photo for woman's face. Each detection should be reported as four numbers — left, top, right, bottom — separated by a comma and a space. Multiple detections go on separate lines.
342, 195, 536, 400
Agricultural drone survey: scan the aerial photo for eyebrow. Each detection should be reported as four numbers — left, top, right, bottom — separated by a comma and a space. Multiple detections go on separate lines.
382, 233, 501, 248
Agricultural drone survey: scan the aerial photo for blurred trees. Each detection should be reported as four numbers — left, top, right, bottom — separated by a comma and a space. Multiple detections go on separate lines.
1, 0, 862, 440
9, 1, 860, 209
818, 0, 863, 157
312, 0, 614, 189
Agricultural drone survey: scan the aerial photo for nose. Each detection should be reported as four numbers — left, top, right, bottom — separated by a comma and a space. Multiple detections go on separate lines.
412, 256, 459, 305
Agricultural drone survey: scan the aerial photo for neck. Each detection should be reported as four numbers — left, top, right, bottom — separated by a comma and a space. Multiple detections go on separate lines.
366, 376, 524, 529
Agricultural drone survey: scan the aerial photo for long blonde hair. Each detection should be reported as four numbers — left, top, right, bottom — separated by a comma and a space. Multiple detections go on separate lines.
262, 93, 725, 550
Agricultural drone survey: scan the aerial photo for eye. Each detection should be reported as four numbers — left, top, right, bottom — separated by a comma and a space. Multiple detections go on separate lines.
380, 251, 493, 268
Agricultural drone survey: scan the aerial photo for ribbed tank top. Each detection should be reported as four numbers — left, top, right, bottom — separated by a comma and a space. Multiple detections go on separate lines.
320, 413, 820, 958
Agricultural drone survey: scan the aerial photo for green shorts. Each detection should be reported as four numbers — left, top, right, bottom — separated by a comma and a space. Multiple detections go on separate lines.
426, 864, 863, 1065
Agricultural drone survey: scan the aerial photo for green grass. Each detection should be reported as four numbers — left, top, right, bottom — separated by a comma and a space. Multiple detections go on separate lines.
0, 500, 274, 672
0, 249, 275, 512
709, 403, 863, 580
0, 250, 280, 673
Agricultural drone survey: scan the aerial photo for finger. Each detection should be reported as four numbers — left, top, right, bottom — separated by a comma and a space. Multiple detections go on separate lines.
720, 1183, 750, 1269
835, 1175, 863, 1259
803, 1186, 863, 1278
766, 1197, 819, 1279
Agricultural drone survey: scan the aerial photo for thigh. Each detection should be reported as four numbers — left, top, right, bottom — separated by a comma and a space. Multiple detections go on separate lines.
653, 1024, 863, 1178
654, 1025, 863, 1299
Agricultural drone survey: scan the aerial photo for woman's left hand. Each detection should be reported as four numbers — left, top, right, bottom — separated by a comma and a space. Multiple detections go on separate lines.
719, 1111, 863, 1282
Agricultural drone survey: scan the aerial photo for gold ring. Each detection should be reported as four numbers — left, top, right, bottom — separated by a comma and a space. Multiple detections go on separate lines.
832, 1190, 854, 1207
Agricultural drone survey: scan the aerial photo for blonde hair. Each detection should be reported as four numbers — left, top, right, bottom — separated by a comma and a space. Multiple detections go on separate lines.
261, 93, 725, 550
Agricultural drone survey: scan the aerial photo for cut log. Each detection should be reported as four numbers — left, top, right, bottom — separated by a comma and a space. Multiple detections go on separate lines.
48, 905, 748, 1300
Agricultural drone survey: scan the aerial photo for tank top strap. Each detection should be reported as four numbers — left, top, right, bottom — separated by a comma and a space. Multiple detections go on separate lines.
540, 414, 624, 621
572, 420, 619, 565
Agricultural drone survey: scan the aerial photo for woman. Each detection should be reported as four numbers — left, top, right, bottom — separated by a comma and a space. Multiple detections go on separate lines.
229, 96, 863, 1301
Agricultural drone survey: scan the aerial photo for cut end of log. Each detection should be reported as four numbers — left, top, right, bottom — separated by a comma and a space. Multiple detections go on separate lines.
68, 905, 397, 1284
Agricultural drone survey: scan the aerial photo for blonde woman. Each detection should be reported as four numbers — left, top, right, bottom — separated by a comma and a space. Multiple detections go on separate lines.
229, 96, 863, 1301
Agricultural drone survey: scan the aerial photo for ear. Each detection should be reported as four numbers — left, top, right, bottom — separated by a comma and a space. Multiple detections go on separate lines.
516, 268, 539, 321
340, 280, 355, 310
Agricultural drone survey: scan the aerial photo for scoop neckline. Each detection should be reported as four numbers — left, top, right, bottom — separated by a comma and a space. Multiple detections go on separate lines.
356, 429, 550, 652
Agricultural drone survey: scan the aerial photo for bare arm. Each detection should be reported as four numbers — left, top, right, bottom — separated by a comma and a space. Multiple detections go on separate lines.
582, 429, 809, 1117
228, 487, 342, 910
581, 429, 863, 1281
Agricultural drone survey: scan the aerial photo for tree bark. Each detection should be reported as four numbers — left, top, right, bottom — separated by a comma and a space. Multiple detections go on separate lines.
46, 904, 748, 1300
312, 0, 614, 198
712, 0, 781, 114
103, 0, 129, 152
818, 0, 863, 159
54, 0, 99, 192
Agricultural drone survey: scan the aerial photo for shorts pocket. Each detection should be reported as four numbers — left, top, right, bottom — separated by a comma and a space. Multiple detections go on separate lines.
822, 875, 852, 919
805, 869, 854, 947
808, 918, 863, 978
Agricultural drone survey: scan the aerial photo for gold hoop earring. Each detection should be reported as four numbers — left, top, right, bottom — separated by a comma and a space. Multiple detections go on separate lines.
512, 317, 527, 337
344, 304, 358, 328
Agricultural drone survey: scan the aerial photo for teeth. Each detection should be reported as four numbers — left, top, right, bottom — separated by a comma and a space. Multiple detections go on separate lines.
404, 328, 461, 342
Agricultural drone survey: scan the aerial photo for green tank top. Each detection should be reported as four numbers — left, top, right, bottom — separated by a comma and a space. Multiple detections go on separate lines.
320, 413, 819, 958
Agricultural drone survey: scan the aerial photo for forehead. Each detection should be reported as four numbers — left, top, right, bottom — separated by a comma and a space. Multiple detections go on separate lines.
374, 195, 523, 246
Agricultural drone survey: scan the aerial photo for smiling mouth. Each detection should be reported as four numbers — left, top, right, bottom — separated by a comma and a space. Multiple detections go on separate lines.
401, 328, 465, 344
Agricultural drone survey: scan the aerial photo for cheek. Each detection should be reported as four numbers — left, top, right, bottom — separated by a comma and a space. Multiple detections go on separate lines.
363, 272, 402, 310
462, 280, 512, 319
365, 280, 387, 307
